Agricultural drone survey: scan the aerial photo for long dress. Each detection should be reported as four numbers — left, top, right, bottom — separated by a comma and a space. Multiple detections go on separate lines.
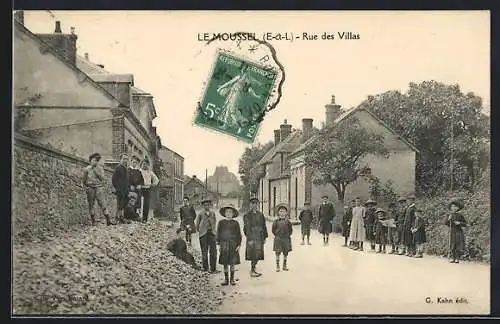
342, 208, 353, 238
216, 219, 242, 265
364, 207, 376, 241
318, 203, 335, 234
444, 212, 466, 257
299, 210, 314, 236
243, 210, 268, 261
349, 206, 366, 242
272, 218, 293, 253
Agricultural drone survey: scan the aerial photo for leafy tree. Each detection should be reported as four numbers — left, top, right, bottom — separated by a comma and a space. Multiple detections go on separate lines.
304, 117, 389, 203
358, 81, 489, 194
238, 141, 274, 209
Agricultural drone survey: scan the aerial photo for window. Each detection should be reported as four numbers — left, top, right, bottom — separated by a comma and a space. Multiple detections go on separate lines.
280, 153, 284, 173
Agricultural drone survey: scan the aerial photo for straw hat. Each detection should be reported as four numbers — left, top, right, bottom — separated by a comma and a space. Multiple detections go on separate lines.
448, 199, 464, 211
275, 203, 289, 214
219, 204, 239, 218
365, 199, 377, 206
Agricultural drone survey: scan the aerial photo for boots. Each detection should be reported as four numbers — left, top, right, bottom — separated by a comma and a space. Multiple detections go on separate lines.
230, 271, 236, 285
90, 214, 96, 226
371, 244, 376, 251
104, 214, 115, 226
383, 245, 387, 253
221, 272, 229, 286
250, 264, 262, 277
276, 258, 280, 272
301, 237, 305, 245
307, 237, 311, 245
399, 247, 406, 255
283, 258, 289, 271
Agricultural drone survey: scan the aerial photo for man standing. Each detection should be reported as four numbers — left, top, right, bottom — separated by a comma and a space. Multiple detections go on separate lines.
318, 195, 336, 246
128, 155, 144, 211
82, 153, 114, 226
243, 197, 268, 277
298, 201, 314, 245
396, 197, 407, 255
196, 198, 218, 273
139, 159, 160, 223
180, 196, 197, 245
112, 153, 131, 224
403, 195, 417, 257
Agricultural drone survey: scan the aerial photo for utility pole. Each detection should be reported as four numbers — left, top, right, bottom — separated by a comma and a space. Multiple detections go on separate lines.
205, 169, 208, 196
450, 107, 455, 192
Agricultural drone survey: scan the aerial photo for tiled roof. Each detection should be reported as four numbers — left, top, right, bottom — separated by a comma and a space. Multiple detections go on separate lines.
256, 130, 302, 166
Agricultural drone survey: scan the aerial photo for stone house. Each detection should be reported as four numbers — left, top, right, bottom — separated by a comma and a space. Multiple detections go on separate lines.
183, 175, 218, 206
158, 146, 185, 214
288, 96, 418, 220
14, 19, 159, 165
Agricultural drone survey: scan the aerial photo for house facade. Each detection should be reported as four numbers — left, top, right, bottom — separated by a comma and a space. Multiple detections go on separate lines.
158, 146, 185, 213
184, 175, 218, 206
14, 19, 159, 166
289, 96, 418, 219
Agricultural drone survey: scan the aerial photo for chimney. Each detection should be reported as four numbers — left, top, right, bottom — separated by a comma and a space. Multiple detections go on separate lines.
97, 64, 105, 69
274, 129, 281, 146
84, 53, 89, 61
280, 119, 292, 140
36, 20, 78, 65
325, 95, 342, 126
14, 10, 24, 25
301, 118, 313, 143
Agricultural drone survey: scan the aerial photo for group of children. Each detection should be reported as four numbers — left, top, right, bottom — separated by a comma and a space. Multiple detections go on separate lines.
339, 195, 467, 263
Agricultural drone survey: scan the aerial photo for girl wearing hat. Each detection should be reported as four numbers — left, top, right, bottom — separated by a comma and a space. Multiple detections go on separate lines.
341, 203, 353, 247
364, 199, 378, 252
272, 203, 293, 272
387, 202, 399, 254
445, 200, 467, 263
374, 208, 388, 253
411, 209, 427, 258
216, 204, 242, 286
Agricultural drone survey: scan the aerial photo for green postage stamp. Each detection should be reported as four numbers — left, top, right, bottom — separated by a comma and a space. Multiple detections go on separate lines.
194, 52, 278, 143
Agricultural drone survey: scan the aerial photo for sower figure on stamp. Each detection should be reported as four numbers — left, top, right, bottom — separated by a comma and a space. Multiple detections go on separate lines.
112, 153, 131, 224
82, 153, 114, 226
341, 202, 353, 247
128, 155, 144, 214
216, 204, 242, 286
445, 199, 467, 264
298, 201, 313, 245
364, 199, 377, 252
272, 203, 293, 272
243, 196, 268, 277
180, 196, 197, 245
403, 195, 417, 257
196, 198, 218, 273
396, 197, 408, 255
349, 197, 366, 251
318, 195, 335, 246
139, 159, 159, 223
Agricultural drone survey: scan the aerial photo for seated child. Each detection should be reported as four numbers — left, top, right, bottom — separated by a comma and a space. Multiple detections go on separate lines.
123, 192, 141, 222
167, 228, 201, 270
272, 203, 293, 272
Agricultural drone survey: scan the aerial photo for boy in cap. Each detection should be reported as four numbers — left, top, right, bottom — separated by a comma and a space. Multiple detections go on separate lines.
318, 195, 336, 246
364, 199, 378, 252
216, 204, 242, 285
167, 228, 201, 270
196, 198, 218, 273
341, 202, 353, 247
298, 201, 314, 245
112, 153, 132, 224
180, 196, 197, 245
82, 153, 114, 226
411, 208, 427, 258
445, 199, 467, 263
243, 196, 268, 277
272, 203, 293, 272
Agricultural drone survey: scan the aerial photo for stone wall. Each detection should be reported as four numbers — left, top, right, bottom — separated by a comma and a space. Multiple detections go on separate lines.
12, 134, 116, 241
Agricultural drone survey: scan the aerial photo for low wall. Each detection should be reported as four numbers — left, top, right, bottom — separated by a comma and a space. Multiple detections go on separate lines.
12, 134, 116, 241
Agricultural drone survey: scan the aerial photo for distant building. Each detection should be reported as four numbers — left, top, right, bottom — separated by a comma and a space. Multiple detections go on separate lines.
158, 146, 185, 213
183, 175, 218, 206
14, 18, 159, 165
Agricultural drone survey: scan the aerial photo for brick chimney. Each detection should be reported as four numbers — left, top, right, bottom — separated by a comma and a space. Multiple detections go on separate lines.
274, 129, 281, 146
325, 95, 342, 126
14, 10, 24, 25
280, 119, 292, 140
36, 20, 78, 65
301, 118, 313, 143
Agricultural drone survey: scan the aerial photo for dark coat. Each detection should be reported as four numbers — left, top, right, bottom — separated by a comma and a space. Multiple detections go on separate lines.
374, 218, 388, 244
342, 208, 353, 238
445, 212, 466, 254
403, 204, 416, 245
112, 164, 129, 195
412, 215, 427, 244
318, 203, 335, 234
272, 218, 293, 253
180, 205, 197, 233
167, 238, 198, 269
128, 168, 144, 189
364, 207, 377, 241
216, 219, 242, 265
243, 210, 268, 260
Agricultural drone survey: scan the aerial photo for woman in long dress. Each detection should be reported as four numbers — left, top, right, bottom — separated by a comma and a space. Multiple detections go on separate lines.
216, 64, 262, 130
349, 197, 366, 251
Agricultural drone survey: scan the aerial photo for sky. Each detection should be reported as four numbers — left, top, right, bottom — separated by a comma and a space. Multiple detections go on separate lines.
21, 11, 490, 181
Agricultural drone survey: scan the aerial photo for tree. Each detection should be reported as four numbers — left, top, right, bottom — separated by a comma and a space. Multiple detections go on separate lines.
238, 141, 274, 210
304, 117, 389, 203
358, 81, 490, 194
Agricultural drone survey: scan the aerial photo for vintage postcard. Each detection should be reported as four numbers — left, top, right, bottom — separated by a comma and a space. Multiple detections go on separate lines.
12, 10, 491, 316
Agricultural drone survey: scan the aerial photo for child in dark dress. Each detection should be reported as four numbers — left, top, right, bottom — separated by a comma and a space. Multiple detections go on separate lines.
341, 203, 353, 247
216, 204, 242, 286
374, 208, 388, 253
298, 202, 314, 245
272, 203, 293, 272
411, 209, 427, 258
167, 228, 201, 270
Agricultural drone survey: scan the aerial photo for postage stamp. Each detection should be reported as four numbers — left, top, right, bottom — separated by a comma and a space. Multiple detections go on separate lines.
194, 51, 278, 143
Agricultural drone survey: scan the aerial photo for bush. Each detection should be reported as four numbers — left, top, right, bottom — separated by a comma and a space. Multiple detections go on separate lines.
417, 187, 490, 262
